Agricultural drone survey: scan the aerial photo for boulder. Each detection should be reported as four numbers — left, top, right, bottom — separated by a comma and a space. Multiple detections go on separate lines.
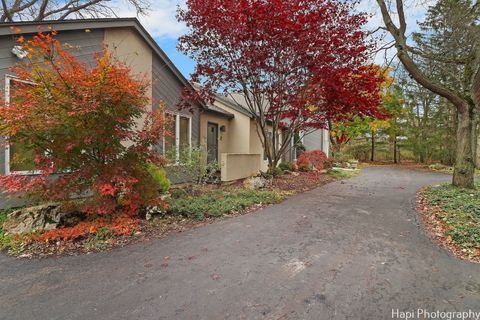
145, 194, 171, 220
348, 161, 359, 169
3, 203, 67, 235
243, 176, 269, 189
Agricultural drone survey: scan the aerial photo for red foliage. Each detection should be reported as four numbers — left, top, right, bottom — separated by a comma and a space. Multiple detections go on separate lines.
29, 216, 139, 242
0, 32, 167, 216
178, 0, 385, 149
296, 150, 329, 172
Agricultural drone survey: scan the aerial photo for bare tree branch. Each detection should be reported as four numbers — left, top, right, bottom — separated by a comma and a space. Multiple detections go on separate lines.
376, 0, 468, 112
0, 0, 150, 22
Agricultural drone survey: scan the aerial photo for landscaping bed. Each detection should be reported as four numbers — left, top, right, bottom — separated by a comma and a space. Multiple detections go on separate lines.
0, 170, 351, 259
417, 182, 480, 263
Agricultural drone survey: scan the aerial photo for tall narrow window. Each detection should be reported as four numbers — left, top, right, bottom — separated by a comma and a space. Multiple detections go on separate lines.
164, 113, 177, 162
163, 113, 191, 163
5, 76, 39, 175
179, 116, 190, 154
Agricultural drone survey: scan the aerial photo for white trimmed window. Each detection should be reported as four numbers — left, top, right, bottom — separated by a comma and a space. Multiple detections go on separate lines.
163, 112, 192, 163
4, 75, 41, 175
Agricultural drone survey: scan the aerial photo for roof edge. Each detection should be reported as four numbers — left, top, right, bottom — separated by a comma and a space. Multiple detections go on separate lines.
0, 18, 200, 108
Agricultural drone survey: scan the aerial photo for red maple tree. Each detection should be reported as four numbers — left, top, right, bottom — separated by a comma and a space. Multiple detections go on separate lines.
178, 0, 385, 169
0, 32, 167, 216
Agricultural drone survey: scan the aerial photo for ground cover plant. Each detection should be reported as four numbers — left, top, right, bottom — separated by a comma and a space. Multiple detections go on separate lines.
418, 182, 480, 262
167, 189, 287, 220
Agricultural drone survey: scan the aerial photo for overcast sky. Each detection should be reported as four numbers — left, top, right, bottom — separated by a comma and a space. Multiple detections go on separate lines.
112, 0, 434, 78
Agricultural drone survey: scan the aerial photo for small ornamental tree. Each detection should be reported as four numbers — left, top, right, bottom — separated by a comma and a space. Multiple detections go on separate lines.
0, 32, 167, 216
328, 66, 394, 159
178, 0, 385, 170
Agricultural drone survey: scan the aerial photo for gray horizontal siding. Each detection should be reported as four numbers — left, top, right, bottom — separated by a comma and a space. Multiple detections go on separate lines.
152, 54, 200, 153
152, 55, 201, 184
0, 29, 104, 175
303, 130, 323, 152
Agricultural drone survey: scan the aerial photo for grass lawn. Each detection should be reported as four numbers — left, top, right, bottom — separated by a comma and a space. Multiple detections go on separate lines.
327, 168, 361, 179
421, 182, 480, 261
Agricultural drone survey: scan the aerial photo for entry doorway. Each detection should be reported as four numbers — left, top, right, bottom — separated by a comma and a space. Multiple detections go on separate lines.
207, 122, 219, 164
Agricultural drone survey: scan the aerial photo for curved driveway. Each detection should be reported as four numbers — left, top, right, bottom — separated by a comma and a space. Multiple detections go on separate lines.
1, 167, 479, 320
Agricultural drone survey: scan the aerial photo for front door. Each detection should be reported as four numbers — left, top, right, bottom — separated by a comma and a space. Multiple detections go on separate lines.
207, 123, 218, 164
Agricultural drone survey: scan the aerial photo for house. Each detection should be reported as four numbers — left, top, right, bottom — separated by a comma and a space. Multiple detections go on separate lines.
0, 18, 203, 181
201, 93, 330, 181
0, 18, 330, 186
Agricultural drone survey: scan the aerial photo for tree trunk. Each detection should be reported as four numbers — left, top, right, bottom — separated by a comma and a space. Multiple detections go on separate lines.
375, 0, 476, 188
474, 68, 480, 169
393, 137, 398, 164
452, 105, 476, 188
370, 131, 375, 162
476, 126, 480, 169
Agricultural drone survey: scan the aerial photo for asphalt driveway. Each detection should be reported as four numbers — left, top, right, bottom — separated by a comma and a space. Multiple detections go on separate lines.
1, 166, 479, 320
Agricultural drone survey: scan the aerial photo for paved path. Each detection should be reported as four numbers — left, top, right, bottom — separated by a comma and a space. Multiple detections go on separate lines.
1, 167, 479, 320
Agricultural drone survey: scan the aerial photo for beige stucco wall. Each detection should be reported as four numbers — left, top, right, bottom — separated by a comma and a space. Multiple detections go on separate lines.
249, 119, 268, 172
104, 28, 153, 148
249, 120, 283, 172
213, 100, 251, 154
104, 28, 153, 111
221, 153, 261, 181
204, 99, 285, 177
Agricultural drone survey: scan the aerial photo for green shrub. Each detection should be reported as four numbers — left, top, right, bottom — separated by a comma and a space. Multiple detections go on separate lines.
0, 209, 9, 238
147, 163, 171, 193
170, 188, 189, 199
279, 162, 294, 172
167, 189, 286, 220
269, 167, 284, 176
0, 208, 24, 254
166, 146, 220, 184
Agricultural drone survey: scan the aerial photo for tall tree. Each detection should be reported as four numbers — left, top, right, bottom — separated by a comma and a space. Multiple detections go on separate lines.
0, 0, 149, 22
178, 0, 384, 170
376, 0, 479, 188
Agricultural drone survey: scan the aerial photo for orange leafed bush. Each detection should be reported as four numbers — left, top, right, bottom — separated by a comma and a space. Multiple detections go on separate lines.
29, 216, 139, 242
0, 32, 168, 216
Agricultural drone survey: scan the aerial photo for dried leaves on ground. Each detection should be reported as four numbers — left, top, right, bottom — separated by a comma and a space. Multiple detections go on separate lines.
417, 184, 480, 264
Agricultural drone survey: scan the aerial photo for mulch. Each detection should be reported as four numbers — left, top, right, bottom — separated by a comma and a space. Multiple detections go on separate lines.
269, 171, 336, 193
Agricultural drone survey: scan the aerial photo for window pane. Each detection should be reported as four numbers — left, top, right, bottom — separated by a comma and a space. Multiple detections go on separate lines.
179, 116, 190, 154
10, 141, 36, 172
9, 79, 38, 172
164, 113, 177, 161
